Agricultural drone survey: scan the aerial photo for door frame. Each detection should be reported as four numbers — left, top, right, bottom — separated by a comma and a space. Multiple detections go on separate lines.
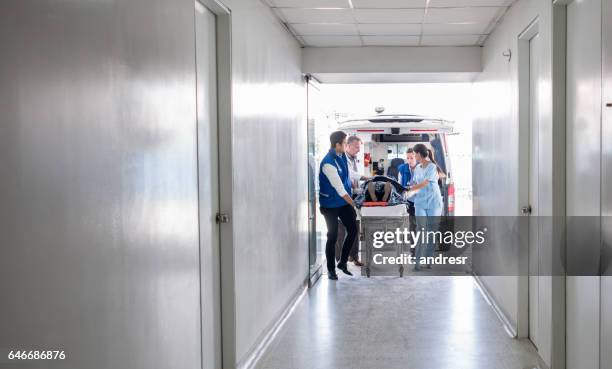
195, 1, 235, 368
517, 16, 540, 342
517, 3, 568, 368
305, 74, 323, 287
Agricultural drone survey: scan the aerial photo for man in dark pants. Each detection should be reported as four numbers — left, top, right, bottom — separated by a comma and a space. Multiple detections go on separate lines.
335, 135, 366, 267
319, 131, 357, 280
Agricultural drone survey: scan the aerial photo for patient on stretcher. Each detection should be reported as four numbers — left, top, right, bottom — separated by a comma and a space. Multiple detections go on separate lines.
353, 175, 408, 208
366, 181, 392, 202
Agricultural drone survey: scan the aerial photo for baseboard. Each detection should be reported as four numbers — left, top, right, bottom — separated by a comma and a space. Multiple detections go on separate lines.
472, 274, 518, 338
236, 279, 308, 369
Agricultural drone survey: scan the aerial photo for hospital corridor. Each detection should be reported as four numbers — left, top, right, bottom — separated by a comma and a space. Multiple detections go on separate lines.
1, 1, 612, 369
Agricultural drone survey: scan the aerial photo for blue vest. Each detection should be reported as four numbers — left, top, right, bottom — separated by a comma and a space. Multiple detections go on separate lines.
398, 163, 413, 187
319, 149, 352, 208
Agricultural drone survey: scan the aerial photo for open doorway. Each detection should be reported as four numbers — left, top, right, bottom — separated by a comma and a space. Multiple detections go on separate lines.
306, 82, 475, 281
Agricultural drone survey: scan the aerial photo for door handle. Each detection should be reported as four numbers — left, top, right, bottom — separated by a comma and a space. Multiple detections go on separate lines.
521, 205, 532, 215
216, 213, 230, 224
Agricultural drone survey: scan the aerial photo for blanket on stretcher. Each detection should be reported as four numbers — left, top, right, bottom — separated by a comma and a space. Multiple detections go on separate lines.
353, 175, 409, 208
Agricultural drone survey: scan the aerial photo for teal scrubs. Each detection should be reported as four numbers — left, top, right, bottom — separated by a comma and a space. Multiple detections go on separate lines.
412, 162, 443, 211
412, 161, 443, 270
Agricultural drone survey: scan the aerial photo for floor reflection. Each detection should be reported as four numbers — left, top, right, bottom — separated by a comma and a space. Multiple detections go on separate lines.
255, 276, 541, 369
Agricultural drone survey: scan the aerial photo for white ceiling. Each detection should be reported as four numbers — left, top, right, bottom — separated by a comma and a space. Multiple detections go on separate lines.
264, 0, 514, 47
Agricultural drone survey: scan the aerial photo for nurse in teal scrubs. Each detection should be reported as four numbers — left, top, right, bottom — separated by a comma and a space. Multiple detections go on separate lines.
409, 143, 444, 270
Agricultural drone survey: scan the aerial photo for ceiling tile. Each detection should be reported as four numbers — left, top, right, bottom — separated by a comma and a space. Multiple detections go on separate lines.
291, 23, 359, 35
362, 35, 420, 46
420, 35, 481, 46
351, 0, 427, 8
428, 0, 512, 7
279, 8, 355, 23
422, 22, 489, 35
424, 7, 503, 23
269, 0, 350, 7
301, 35, 362, 46
357, 23, 421, 35
353, 9, 424, 23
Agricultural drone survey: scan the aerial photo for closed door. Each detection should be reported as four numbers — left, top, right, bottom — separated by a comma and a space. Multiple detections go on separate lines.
528, 31, 541, 351
195, 2, 221, 369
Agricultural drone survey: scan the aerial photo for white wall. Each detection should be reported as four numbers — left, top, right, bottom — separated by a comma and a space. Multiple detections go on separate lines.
223, 0, 309, 365
472, 0, 558, 366
0, 1, 203, 368
565, 1, 602, 368
303, 46, 482, 74
302, 46, 481, 83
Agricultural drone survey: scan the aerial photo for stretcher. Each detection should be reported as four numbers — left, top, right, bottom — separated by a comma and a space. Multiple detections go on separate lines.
359, 204, 410, 277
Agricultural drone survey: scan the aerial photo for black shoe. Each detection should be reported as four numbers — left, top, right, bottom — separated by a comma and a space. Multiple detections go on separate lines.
337, 263, 353, 276
328, 273, 338, 280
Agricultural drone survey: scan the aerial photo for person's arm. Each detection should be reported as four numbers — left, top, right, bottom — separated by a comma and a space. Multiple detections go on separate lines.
411, 180, 429, 191
322, 164, 355, 206
341, 193, 354, 206
349, 165, 369, 182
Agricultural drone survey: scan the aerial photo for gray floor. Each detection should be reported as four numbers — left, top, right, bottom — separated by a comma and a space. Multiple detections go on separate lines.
254, 274, 541, 369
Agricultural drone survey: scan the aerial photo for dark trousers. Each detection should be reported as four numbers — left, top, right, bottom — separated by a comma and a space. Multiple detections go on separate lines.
407, 201, 416, 255
336, 219, 360, 262
320, 205, 357, 274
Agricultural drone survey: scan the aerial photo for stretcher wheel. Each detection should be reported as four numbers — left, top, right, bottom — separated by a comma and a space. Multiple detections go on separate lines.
399, 265, 404, 277
366, 267, 371, 278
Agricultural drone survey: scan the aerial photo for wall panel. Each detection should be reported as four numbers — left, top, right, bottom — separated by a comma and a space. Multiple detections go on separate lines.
472, 0, 560, 366
601, 0, 612, 368
216, 0, 309, 364
565, 1, 602, 368
0, 1, 201, 368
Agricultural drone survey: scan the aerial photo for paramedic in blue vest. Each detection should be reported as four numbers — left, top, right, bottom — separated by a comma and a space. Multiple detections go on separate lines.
335, 135, 367, 267
398, 147, 418, 216
319, 131, 357, 280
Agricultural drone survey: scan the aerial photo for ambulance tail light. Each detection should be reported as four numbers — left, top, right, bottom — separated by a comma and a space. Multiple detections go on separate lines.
447, 183, 455, 214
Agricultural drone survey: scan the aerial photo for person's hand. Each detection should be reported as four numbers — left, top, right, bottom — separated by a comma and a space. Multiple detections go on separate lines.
342, 194, 354, 207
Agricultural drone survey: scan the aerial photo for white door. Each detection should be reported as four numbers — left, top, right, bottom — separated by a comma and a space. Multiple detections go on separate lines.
195, 2, 221, 369
528, 31, 541, 351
